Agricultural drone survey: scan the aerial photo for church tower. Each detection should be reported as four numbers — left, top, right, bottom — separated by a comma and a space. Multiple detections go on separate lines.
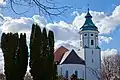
79, 9, 101, 80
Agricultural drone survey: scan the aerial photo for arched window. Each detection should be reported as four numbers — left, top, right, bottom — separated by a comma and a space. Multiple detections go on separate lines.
91, 40, 94, 45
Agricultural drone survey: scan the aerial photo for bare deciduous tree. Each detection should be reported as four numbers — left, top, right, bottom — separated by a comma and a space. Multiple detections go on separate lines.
101, 54, 120, 80
3, 0, 71, 16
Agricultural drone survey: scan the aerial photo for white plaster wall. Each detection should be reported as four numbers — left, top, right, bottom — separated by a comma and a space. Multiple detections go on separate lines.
57, 64, 85, 80
79, 31, 99, 48
78, 30, 100, 80
95, 34, 99, 47
84, 38, 88, 47
79, 48, 85, 60
84, 48, 101, 80
83, 33, 89, 47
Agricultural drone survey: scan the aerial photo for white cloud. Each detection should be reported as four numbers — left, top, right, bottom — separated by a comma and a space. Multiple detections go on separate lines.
99, 36, 112, 45
71, 11, 80, 16
1, 5, 120, 47
46, 21, 78, 41
0, 15, 48, 43
55, 40, 79, 50
0, 0, 6, 6
72, 5, 120, 34
32, 15, 47, 28
0, 0, 3, 3
0, 0, 5, 5
0, 15, 47, 34
1, 17, 33, 33
101, 49, 118, 58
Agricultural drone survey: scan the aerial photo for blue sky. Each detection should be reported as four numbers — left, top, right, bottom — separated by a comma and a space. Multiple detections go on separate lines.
0, 0, 120, 57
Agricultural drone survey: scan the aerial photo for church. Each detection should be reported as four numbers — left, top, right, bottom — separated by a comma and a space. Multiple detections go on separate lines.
54, 9, 101, 80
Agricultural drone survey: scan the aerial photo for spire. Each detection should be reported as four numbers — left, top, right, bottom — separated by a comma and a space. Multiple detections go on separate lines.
88, 8, 89, 12
80, 8, 98, 31
85, 8, 92, 18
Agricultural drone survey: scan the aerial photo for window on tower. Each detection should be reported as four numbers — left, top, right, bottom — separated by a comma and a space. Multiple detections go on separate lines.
91, 34, 93, 36
91, 40, 94, 45
84, 34, 87, 36
92, 59, 94, 63
92, 50, 93, 54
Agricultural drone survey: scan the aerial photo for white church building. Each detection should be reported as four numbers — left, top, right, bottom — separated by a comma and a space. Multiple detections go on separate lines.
54, 9, 101, 80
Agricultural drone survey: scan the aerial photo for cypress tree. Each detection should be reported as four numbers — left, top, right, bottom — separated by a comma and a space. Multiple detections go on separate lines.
1, 33, 19, 80
12, 33, 19, 80
29, 23, 42, 80
42, 27, 49, 80
17, 33, 28, 80
1, 33, 28, 80
30, 23, 37, 80
29, 24, 56, 80
48, 30, 57, 80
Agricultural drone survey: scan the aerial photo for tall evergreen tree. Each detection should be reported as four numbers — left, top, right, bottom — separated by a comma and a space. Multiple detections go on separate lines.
29, 23, 56, 80
48, 30, 57, 80
17, 33, 28, 80
30, 23, 42, 80
1, 33, 28, 80
12, 33, 19, 80
42, 27, 49, 80
1, 33, 19, 80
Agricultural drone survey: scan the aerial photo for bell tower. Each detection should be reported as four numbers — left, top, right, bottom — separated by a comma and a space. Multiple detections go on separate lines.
79, 9, 101, 80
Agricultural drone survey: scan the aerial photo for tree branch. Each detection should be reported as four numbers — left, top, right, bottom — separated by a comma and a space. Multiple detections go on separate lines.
6, 0, 71, 16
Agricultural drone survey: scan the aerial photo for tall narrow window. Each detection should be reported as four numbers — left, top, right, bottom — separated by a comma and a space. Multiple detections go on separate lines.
75, 71, 78, 78
92, 59, 94, 63
91, 40, 94, 45
66, 70, 68, 78
92, 50, 93, 55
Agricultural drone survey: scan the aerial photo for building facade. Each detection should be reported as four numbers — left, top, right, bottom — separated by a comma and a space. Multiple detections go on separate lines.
55, 9, 101, 80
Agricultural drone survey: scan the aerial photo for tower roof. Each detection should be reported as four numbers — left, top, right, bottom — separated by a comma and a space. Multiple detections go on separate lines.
80, 9, 98, 31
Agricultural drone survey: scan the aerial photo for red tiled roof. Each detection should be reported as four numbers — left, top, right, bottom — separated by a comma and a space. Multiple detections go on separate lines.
54, 46, 69, 63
